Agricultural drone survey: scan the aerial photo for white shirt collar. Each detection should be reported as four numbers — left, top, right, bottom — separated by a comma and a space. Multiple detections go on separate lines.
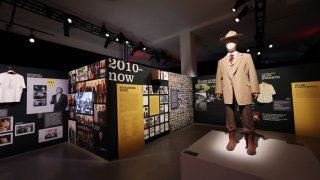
228, 51, 238, 57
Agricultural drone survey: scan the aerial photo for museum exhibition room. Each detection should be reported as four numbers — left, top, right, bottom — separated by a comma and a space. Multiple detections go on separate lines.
0, 0, 320, 179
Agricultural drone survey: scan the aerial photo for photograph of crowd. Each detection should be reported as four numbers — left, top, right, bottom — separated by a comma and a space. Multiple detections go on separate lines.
94, 104, 106, 126
38, 126, 63, 143
15, 123, 35, 136
33, 85, 47, 107
76, 92, 94, 115
76, 125, 94, 150
0, 133, 12, 147
0, 116, 13, 133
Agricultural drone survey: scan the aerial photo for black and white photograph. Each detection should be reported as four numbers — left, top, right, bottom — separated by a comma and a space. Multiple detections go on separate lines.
165, 113, 169, 122
144, 129, 149, 140
68, 120, 76, 144
143, 107, 149, 117
94, 104, 106, 125
195, 92, 207, 111
155, 125, 160, 135
0, 133, 13, 147
160, 123, 164, 133
38, 126, 63, 143
143, 85, 148, 94
162, 71, 169, 80
148, 85, 153, 94
15, 123, 35, 136
165, 104, 169, 112
160, 105, 165, 113
154, 115, 160, 125
33, 85, 47, 107
150, 127, 154, 137
149, 116, 154, 126
160, 95, 168, 104
160, 114, 164, 123
0, 116, 13, 133
159, 86, 164, 94
163, 86, 169, 94
143, 96, 149, 106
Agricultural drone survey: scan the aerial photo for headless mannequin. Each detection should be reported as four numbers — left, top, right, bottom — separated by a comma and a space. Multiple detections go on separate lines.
215, 38, 258, 155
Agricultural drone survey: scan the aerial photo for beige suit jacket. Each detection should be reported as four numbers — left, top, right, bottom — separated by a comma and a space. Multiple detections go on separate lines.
215, 53, 259, 105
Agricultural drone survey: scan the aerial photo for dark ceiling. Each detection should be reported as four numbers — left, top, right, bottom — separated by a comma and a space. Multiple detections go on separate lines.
1, 30, 107, 72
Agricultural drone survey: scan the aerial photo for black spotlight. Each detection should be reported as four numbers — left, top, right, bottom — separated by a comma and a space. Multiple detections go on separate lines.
116, 33, 125, 44
63, 20, 72, 37
104, 38, 112, 48
232, 0, 247, 13
235, 5, 249, 22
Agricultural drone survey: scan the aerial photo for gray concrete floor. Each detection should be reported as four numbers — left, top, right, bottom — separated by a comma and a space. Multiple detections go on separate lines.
0, 123, 319, 180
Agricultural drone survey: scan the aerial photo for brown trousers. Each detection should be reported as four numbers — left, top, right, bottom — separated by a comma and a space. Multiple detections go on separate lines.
225, 100, 255, 133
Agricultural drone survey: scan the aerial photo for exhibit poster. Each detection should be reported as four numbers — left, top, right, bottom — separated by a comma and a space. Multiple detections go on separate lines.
117, 84, 144, 158
149, 95, 160, 116
292, 81, 320, 138
27, 77, 68, 114
15, 123, 35, 136
38, 126, 63, 143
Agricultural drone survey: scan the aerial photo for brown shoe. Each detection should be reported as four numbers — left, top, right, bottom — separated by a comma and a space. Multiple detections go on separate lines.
226, 130, 237, 151
246, 132, 256, 155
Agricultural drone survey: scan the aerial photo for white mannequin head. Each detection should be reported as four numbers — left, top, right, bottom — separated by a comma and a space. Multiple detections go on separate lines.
225, 38, 238, 52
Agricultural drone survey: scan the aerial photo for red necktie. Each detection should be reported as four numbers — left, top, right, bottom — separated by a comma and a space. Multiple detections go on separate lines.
229, 54, 234, 64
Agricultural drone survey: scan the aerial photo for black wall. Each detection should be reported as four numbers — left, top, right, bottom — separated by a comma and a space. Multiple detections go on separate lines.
0, 64, 67, 158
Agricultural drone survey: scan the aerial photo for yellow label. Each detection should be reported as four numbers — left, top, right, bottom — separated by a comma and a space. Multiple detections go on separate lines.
46, 79, 55, 87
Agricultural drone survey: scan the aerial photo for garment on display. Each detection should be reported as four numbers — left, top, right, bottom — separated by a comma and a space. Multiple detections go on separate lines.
215, 30, 259, 155
257, 82, 276, 103
0, 68, 26, 103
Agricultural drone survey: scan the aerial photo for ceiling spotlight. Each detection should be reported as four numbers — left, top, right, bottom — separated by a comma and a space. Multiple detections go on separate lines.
257, 51, 261, 55
115, 38, 119, 42
67, 18, 72, 24
235, 5, 249, 23
268, 43, 273, 48
28, 32, 35, 43
100, 24, 110, 37
63, 20, 72, 37
246, 48, 250, 52
143, 47, 146, 51
125, 40, 130, 45
116, 33, 125, 44
105, 33, 110, 37
232, 0, 247, 13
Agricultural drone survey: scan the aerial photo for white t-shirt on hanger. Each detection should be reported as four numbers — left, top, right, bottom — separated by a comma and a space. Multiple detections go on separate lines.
0, 72, 26, 103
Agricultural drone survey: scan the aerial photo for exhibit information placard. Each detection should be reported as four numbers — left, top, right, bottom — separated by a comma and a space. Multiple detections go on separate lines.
292, 81, 320, 138
117, 84, 144, 158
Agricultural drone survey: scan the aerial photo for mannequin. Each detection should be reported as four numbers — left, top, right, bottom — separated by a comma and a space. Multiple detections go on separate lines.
215, 30, 260, 155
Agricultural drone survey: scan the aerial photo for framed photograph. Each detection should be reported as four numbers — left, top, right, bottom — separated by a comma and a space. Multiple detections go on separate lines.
155, 125, 160, 135
0, 133, 13, 147
68, 94, 76, 106
94, 104, 106, 125
143, 96, 149, 106
144, 118, 149, 129
160, 114, 164, 123
38, 126, 63, 143
165, 122, 169, 131
15, 123, 35, 136
33, 85, 47, 107
100, 59, 106, 68
143, 85, 149, 95
76, 66, 88, 82
149, 116, 154, 126
144, 129, 149, 140
0, 116, 13, 133
149, 85, 153, 95
144, 107, 149, 117
163, 86, 169, 94
76, 82, 86, 92
154, 115, 160, 125
150, 127, 154, 137
165, 113, 169, 122
160, 105, 165, 113
165, 104, 169, 113
160, 124, 164, 133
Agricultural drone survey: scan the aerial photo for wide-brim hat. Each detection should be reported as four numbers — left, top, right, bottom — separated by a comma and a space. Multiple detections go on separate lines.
220, 30, 243, 43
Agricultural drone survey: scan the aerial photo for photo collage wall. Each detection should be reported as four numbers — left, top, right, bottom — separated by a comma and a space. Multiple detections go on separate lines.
68, 59, 107, 152
168, 73, 194, 131
143, 71, 170, 141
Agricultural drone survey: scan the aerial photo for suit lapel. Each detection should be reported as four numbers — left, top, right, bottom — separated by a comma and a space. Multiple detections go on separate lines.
232, 53, 243, 75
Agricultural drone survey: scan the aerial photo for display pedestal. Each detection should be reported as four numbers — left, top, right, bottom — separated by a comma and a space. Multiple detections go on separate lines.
180, 130, 320, 180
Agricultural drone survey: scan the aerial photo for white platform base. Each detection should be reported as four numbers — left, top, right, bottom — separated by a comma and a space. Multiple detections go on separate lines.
180, 130, 320, 180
